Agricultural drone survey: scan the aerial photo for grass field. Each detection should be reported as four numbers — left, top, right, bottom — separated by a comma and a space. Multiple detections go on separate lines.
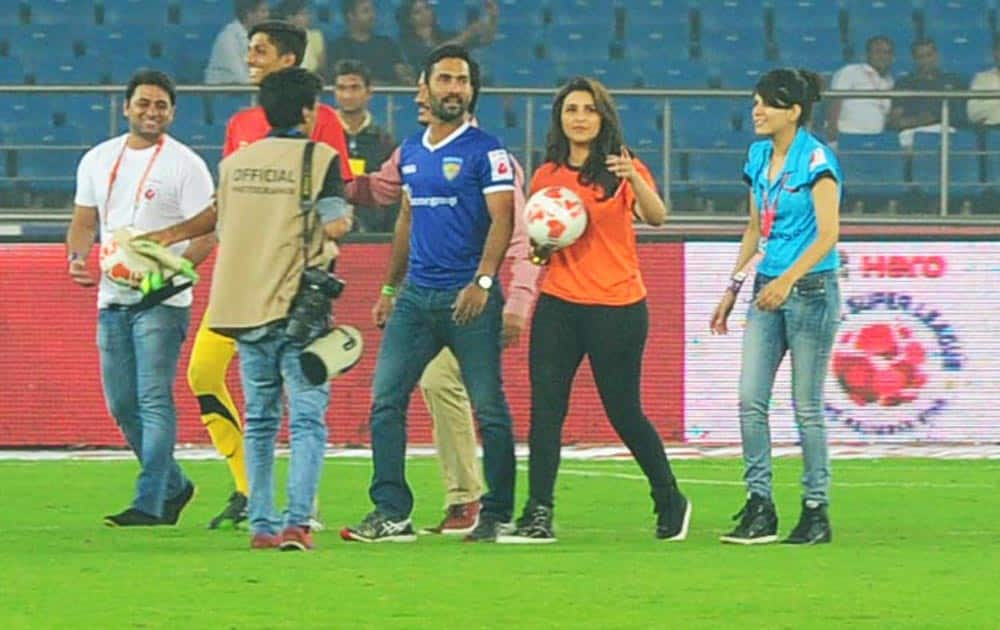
1, 456, 996, 629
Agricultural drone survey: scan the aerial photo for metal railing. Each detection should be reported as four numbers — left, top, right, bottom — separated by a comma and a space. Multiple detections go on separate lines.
1, 85, 999, 221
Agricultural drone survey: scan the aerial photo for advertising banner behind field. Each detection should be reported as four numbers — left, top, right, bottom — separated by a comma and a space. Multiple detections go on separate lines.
684, 242, 1000, 443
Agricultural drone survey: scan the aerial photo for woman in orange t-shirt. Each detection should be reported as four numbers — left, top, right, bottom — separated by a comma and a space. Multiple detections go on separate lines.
497, 77, 691, 545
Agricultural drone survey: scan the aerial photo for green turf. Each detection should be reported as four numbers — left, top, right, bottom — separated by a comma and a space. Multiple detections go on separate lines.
1, 457, 996, 628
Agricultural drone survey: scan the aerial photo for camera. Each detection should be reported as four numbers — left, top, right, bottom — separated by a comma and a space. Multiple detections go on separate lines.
286, 267, 346, 342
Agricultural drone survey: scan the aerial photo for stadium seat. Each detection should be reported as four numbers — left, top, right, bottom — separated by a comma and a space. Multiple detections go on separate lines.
101, 0, 171, 26
9, 27, 78, 66
910, 130, 983, 195
156, 24, 218, 84
635, 58, 710, 89
707, 58, 768, 90
837, 132, 909, 198
698, 26, 768, 64
986, 130, 1000, 191
52, 94, 114, 139
626, 22, 691, 64
25, 0, 98, 26
0, 95, 58, 135
672, 99, 744, 141
774, 26, 846, 73
920, 0, 989, 31
924, 27, 995, 79
698, 0, 766, 33
177, 0, 231, 26
11, 125, 86, 195
30, 55, 106, 85
767, 0, 842, 31
543, 1, 615, 28
544, 25, 613, 64
843, 0, 916, 48
0, 57, 26, 84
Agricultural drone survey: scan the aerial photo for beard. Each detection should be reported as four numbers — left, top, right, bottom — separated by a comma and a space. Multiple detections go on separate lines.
430, 95, 466, 123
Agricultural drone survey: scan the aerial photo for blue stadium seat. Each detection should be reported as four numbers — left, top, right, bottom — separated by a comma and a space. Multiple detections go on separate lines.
626, 22, 691, 64
837, 132, 909, 197
0, 150, 13, 195
767, 0, 842, 29
698, 0, 766, 33
843, 0, 916, 46
572, 59, 638, 89
707, 58, 768, 90
699, 26, 768, 64
987, 130, 1000, 190
52, 94, 114, 136
204, 93, 255, 126
84, 28, 155, 65
101, 0, 171, 26
910, 131, 983, 195
490, 61, 560, 89
544, 1, 615, 27
178, 0, 231, 25
26, 0, 97, 25
0, 96, 57, 134
157, 24, 218, 84
11, 126, 86, 194
672, 99, 744, 141
635, 58, 710, 89
0, 57, 26, 84
775, 26, 845, 73
544, 25, 613, 63
924, 27, 994, 79
920, 0, 989, 31
10, 27, 78, 66
31, 55, 106, 85
170, 116, 220, 149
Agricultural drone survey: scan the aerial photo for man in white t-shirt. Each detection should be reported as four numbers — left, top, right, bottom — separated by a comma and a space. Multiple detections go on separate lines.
827, 36, 896, 138
66, 70, 216, 527
968, 38, 1000, 127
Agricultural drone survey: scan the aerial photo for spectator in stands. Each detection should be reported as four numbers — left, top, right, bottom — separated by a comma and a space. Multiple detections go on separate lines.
967, 37, 1000, 128
496, 76, 690, 545
332, 59, 397, 232
328, 0, 413, 85
826, 36, 895, 138
66, 70, 215, 527
888, 38, 966, 145
205, 0, 270, 84
275, 0, 327, 77
396, 0, 499, 68
713, 69, 841, 546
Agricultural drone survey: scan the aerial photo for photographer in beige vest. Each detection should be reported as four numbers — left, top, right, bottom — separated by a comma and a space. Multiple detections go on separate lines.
145, 67, 352, 551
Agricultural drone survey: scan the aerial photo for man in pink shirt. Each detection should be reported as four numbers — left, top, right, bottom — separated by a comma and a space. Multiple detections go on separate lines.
346, 72, 538, 535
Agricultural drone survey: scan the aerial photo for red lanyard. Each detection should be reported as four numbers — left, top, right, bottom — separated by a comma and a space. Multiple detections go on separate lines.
103, 135, 165, 227
760, 172, 790, 239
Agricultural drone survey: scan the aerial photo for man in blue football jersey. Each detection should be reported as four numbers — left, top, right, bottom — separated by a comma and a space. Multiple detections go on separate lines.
341, 45, 517, 543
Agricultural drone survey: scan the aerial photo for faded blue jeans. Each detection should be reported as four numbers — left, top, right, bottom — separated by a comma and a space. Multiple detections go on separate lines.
739, 270, 841, 505
369, 283, 515, 521
98, 304, 191, 517
237, 323, 330, 535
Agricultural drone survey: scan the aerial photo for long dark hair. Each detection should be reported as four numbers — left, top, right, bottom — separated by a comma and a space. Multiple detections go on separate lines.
396, 0, 443, 44
544, 76, 624, 199
754, 68, 823, 126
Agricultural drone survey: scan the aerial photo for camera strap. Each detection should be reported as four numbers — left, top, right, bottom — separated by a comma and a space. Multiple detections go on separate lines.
300, 140, 316, 268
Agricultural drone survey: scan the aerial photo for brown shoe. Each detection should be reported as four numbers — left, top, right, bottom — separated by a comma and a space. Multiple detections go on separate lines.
279, 525, 314, 551
250, 532, 282, 549
421, 501, 480, 535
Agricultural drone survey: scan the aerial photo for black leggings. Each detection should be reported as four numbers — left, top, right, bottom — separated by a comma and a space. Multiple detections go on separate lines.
527, 294, 677, 508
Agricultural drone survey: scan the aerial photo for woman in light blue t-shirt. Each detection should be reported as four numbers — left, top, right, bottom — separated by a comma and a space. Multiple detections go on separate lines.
710, 68, 842, 546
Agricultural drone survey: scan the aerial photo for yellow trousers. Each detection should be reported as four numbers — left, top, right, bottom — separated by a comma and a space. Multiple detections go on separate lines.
419, 348, 484, 507
188, 317, 248, 495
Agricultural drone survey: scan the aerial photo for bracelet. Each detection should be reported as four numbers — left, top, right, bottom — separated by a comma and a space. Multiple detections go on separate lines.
726, 277, 745, 295
380, 284, 397, 297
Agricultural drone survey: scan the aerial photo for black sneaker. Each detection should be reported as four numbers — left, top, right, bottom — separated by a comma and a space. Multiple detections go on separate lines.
782, 500, 832, 545
719, 494, 779, 545
208, 491, 247, 530
161, 482, 196, 526
104, 508, 163, 527
463, 512, 509, 542
655, 490, 692, 541
496, 503, 556, 544
339, 511, 417, 543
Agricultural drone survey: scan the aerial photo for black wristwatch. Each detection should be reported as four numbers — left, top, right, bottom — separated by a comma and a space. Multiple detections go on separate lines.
475, 274, 494, 291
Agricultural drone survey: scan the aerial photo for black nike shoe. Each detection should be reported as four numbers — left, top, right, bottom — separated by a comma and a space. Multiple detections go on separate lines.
161, 482, 196, 526
104, 508, 163, 527
655, 489, 692, 541
719, 494, 779, 545
496, 502, 556, 544
208, 491, 247, 530
782, 500, 832, 545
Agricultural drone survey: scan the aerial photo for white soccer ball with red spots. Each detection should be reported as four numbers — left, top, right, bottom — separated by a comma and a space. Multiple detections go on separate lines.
98, 227, 156, 289
523, 186, 588, 250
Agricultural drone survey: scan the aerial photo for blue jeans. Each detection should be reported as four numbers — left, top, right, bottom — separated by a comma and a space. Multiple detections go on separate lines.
369, 283, 515, 521
98, 305, 191, 517
739, 271, 840, 505
237, 323, 329, 535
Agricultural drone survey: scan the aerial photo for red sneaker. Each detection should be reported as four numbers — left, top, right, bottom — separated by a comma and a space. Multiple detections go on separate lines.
250, 532, 282, 549
420, 501, 480, 535
279, 525, 314, 551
